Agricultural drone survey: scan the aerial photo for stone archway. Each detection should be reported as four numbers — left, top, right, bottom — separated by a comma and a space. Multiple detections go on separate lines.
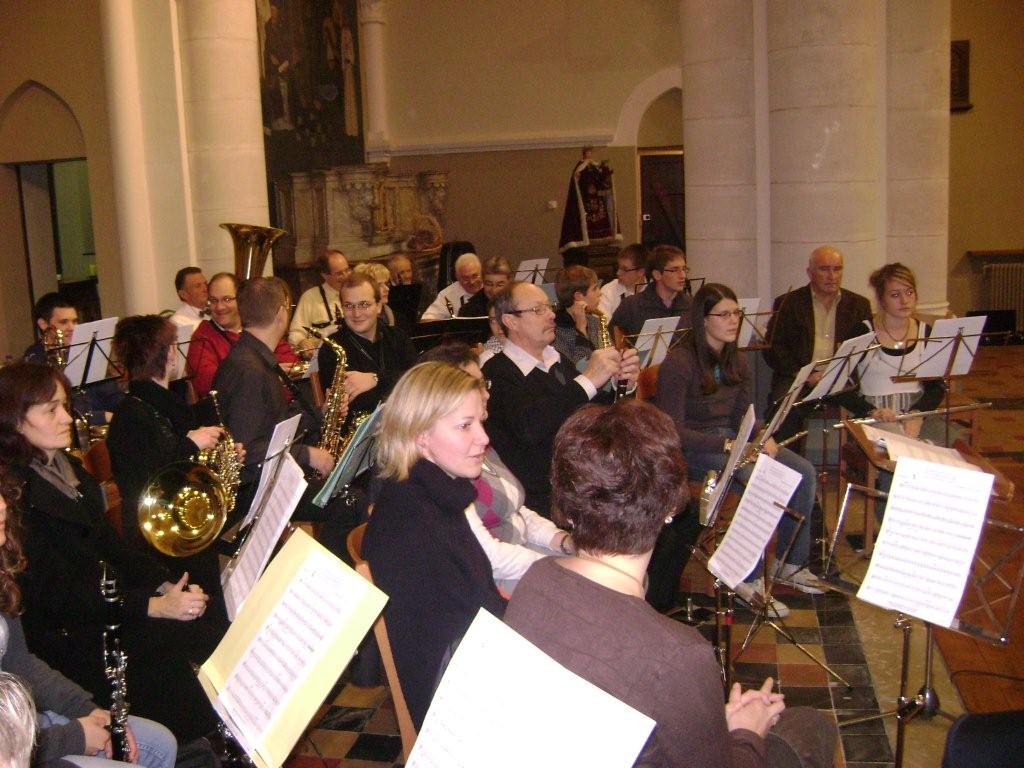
611, 66, 683, 147
0, 79, 85, 163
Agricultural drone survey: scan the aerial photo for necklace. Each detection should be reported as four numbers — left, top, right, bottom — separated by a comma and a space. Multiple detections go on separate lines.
574, 553, 648, 598
880, 315, 911, 350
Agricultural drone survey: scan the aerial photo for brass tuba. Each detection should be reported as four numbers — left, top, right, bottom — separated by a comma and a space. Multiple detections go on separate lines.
220, 223, 286, 280
137, 392, 240, 557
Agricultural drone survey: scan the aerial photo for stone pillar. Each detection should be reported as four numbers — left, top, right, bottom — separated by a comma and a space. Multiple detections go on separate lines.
767, 0, 884, 296
99, 0, 159, 313
360, 0, 389, 160
886, 0, 950, 311
177, 0, 269, 275
680, 0, 759, 296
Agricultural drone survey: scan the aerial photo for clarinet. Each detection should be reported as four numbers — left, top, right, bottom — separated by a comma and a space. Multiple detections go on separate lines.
100, 561, 131, 762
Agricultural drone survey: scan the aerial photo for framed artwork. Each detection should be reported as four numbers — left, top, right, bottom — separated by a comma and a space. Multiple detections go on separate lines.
951, 39, 973, 113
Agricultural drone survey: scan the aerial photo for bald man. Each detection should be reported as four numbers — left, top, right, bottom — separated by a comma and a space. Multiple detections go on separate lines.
764, 245, 872, 404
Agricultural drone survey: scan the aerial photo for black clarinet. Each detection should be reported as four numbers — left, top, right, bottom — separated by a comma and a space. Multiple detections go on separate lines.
100, 561, 131, 762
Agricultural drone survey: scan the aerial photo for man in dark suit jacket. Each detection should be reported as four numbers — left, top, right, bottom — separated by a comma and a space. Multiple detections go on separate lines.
764, 245, 872, 405
482, 282, 638, 517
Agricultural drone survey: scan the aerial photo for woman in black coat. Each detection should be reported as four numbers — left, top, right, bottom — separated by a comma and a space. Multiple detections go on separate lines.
0, 361, 225, 744
107, 315, 227, 600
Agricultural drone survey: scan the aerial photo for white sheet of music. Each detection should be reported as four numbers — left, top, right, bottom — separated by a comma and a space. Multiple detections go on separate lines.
635, 316, 682, 368
805, 330, 876, 402
243, 414, 302, 529
219, 553, 352, 756
737, 297, 761, 347
705, 405, 757, 523
861, 424, 981, 472
857, 457, 993, 627
408, 610, 654, 768
709, 454, 802, 589
914, 315, 986, 378
223, 454, 307, 621
63, 317, 119, 387
514, 258, 549, 284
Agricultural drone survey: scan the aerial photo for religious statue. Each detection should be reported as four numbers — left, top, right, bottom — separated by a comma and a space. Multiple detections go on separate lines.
558, 146, 622, 253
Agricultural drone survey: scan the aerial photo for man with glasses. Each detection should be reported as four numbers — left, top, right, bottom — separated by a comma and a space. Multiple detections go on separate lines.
764, 245, 871, 404
457, 255, 512, 318
598, 243, 648, 319
288, 248, 351, 348
610, 244, 692, 343
318, 273, 418, 425
483, 281, 639, 517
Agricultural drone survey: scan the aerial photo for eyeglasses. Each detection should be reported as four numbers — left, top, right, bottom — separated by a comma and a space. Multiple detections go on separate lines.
208, 296, 236, 306
342, 301, 376, 312
706, 309, 744, 320
507, 303, 556, 317
661, 266, 690, 275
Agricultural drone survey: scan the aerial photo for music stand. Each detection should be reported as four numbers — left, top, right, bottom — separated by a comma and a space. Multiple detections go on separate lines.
513, 258, 550, 285
736, 298, 768, 350
409, 317, 491, 352
626, 318, 687, 370
313, 403, 383, 508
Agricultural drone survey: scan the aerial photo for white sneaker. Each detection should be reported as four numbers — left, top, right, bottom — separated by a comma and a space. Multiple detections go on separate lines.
733, 578, 790, 618
774, 563, 825, 595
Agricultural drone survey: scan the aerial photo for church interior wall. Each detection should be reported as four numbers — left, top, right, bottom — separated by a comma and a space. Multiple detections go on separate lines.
637, 87, 684, 148
947, 0, 1024, 317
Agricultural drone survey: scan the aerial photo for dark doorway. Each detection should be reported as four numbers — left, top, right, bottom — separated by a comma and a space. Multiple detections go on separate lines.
638, 149, 684, 249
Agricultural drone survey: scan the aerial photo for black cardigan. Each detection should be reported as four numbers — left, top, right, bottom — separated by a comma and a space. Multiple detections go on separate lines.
14, 459, 225, 741
363, 459, 506, 729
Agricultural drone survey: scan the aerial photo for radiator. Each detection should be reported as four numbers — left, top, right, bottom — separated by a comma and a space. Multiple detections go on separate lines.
983, 263, 1024, 331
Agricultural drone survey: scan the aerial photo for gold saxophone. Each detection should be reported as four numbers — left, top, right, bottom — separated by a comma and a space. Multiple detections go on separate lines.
138, 391, 239, 557
589, 307, 626, 402
303, 326, 349, 460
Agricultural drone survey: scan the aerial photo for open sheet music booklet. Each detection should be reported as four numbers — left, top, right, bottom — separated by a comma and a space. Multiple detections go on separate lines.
857, 457, 993, 627
199, 529, 386, 768
860, 424, 981, 472
408, 610, 655, 768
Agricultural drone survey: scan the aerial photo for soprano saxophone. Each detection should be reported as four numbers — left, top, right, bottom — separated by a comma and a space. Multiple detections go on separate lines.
590, 308, 627, 402
100, 561, 131, 762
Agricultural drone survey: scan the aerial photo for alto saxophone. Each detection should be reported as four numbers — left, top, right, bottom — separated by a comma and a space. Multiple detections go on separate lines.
100, 562, 131, 762
303, 327, 349, 460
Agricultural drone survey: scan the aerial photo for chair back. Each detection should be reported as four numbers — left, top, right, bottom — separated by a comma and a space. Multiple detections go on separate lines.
637, 364, 660, 402
310, 371, 325, 409
82, 440, 124, 535
346, 523, 417, 761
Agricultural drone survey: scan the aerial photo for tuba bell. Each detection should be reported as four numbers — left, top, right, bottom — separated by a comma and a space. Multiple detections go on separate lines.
220, 222, 286, 280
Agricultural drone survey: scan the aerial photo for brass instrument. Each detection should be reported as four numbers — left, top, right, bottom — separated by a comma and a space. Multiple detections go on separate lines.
832, 401, 990, 428
137, 391, 239, 557
698, 429, 808, 525
100, 562, 131, 762
590, 307, 626, 402
42, 327, 67, 368
303, 326, 350, 461
220, 222, 286, 280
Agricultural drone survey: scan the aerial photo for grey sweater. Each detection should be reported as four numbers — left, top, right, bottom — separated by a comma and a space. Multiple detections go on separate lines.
1, 613, 95, 765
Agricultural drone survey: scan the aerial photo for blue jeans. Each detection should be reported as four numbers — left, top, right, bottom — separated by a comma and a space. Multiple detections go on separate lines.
687, 438, 816, 583
39, 712, 177, 768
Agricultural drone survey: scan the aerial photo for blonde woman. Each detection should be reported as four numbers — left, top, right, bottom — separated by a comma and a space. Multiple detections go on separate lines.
363, 362, 506, 729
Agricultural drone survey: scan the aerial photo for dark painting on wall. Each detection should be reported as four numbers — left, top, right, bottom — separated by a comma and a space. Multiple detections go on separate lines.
256, 0, 364, 187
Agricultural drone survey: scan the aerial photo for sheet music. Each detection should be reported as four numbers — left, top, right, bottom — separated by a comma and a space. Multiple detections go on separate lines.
243, 415, 301, 529
223, 455, 307, 621
63, 317, 119, 387
805, 330, 876, 401
857, 457, 993, 627
914, 315, 986, 378
313, 403, 384, 507
709, 454, 802, 589
635, 316, 682, 368
704, 405, 757, 524
220, 555, 350, 750
860, 424, 981, 471
513, 258, 549, 284
737, 297, 761, 347
408, 610, 654, 768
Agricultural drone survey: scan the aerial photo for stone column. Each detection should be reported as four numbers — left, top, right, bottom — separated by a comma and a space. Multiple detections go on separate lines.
360, 0, 389, 160
99, 0, 159, 313
767, 0, 884, 297
886, 0, 950, 311
680, 0, 759, 296
177, 0, 269, 275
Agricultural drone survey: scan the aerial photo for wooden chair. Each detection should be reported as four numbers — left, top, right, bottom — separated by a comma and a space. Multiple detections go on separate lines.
81, 440, 124, 536
345, 523, 417, 762
637, 363, 660, 402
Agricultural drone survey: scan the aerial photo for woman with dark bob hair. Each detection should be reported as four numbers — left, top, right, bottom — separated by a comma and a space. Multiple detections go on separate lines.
0, 467, 177, 768
653, 283, 822, 618
0, 361, 225, 745
107, 315, 228, 606
505, 401, 836, 768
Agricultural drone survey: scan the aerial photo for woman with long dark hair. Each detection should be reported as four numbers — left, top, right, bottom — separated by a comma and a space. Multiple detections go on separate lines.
0, 361, 225, 745
0, 467, 177, 768
654, 284, 822, 617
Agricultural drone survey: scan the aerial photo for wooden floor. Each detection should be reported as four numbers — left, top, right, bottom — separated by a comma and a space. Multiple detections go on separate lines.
933, 344, 1024, 713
